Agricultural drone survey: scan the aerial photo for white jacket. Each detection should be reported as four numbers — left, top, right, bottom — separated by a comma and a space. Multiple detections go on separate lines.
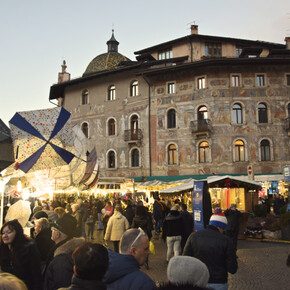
105, 211, 129, 241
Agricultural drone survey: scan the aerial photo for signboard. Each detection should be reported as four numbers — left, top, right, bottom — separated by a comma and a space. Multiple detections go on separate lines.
283, 166, 290, 184
247, 164, 254, 180
192, 181, 204, 231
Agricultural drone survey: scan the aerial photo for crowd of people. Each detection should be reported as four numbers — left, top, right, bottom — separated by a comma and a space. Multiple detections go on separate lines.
0, 194, 243, 290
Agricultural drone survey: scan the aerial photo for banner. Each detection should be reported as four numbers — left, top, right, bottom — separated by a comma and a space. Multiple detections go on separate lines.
192, 181, 204, 231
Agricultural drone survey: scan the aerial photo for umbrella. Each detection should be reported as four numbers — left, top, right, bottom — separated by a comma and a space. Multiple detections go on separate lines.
9, 107, 76, 173
5, 200, 31, 228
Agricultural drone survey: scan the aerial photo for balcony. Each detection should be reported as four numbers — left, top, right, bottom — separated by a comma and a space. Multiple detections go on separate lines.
191, 119, 212, 138
286, 117, 290, 136
124, 129, 143, 144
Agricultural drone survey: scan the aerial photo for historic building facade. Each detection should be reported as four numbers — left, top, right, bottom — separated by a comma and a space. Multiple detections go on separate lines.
49, 27, 290, 181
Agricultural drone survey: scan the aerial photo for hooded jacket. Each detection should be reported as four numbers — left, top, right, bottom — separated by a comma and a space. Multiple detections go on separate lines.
104, 211, 129, 241
103, 250, 156, 290
162, 210, 183, 239
44, 237, 85, 290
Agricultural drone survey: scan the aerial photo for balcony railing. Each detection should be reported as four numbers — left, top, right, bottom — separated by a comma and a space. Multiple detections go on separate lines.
191, 119, 212, 135
124, 129, 143, 142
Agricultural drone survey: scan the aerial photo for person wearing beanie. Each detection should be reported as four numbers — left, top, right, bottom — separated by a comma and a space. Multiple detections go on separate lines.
183, 212, 237, 290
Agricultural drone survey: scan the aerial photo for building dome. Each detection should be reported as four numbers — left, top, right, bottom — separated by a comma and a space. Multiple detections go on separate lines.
83, 30, 130, 76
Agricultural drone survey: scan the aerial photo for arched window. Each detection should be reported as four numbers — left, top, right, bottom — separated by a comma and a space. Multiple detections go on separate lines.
167, 109, 176, 129
130, 80, 138, 97
197, 106, 208, 130
261, 139, 270, 161
108, 85, 116, 101
131, 149, 139, 167
131, 115, 139, 140
81, 89, 88, 105
81, 122, 88, 138
108, 119, 115, 136
168, 144, 177, 165
258, 103, 268, 123
199, 141, 209, 163
108, 151, 116, 168
234, 140, 245, 161
233, 103, 243, 124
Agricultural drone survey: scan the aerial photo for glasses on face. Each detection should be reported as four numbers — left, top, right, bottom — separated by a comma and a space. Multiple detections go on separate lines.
130, 227, 145, 249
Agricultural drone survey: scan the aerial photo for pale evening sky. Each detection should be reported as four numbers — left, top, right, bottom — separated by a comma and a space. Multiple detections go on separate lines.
0, 0, 289, 126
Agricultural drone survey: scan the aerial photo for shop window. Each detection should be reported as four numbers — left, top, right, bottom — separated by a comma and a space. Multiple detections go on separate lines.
108, 151, 116, 168
108, 119, 115, 136
234, 140, 245, 161
81, 122, 88, 138
258, 103, 268, 123
260, 139, 270, 161
167, 109, 176, 129
199, 141, 209, 163
168, 144, 177, 165
131, 149, 139, 167
130, 80, 138, 97
108, 85, 116, 101
232, 103, 243, 124
81, 89, 88, 105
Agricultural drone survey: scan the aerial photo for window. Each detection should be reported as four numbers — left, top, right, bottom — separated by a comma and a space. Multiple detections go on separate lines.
108, 119, 115, 136
258, 103, 268, 123
108, 151, 116, 168
108, 85, 116, 101
231, 75, 240, 87
257, 75, 265, 87
81, 122, 88, 138
205, 42, 222, 57
167, 109, 176, 129
236, 46, 243, 57
234, 140, 245, 161
81, 89, 88, 105
197, 77, 206, 89
261, 139, 270, 161
233, 103, 243, 124
168, 144, 177, 165
199, 141, 209, 163
287, 74, 290, 86
130, 81, 138, 97
131, 149, 139, 167
158, 48, 172, 60
131, 115, 139, 140
288, 103, 290, 117
168, 82, 175, 94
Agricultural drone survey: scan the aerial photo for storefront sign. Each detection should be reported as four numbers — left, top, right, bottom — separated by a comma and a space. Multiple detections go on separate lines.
192, 181, 204, 231
283, 166, 290, 184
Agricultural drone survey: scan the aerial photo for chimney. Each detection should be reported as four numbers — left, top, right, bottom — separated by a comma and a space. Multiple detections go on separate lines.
285, 37, 290, 50
58, 60, 71, 83
191, 25, 198, 35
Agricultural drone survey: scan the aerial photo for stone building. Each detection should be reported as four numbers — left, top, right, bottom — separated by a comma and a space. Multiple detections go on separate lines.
49, 27, 290, 182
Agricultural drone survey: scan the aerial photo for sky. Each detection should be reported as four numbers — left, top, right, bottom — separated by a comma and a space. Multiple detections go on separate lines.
1, 0, 290, 127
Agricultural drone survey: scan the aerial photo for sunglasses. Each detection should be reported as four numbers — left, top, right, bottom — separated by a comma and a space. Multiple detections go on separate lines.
130, 227, 146, 249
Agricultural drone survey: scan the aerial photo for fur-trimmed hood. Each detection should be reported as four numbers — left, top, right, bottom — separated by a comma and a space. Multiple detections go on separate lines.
54, 237, 85, 257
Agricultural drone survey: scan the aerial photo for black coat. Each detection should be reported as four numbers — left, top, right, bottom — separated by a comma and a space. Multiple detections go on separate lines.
183, 225, 238, 284
35, 227, 55, 262
59, 275, 106, 290
162, 210, 183, 239
132, 215, 152, 239
0, 239, 43, 290
123, 205, 135, 226
224, 209, 241, 233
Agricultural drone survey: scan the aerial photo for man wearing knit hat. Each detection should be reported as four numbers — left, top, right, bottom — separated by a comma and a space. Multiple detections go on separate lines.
183, 212, 237, 290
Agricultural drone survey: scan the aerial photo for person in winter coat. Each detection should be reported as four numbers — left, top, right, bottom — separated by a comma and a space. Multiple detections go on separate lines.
0, 219, 43, 290
123, 200, 135, 227
179, 204, 194, 252
58, 242, 108, 290
102, 201, 113, 236
71, 204, 83, 238
162, 206, 184, 262
33, 217, 55, 270
132, 205, 153, 269
103, 228, 156, 290
104, 205, 129, 253
44, 237, 85, 290
153, 197, 165, 234
224, 204, 242, 252
183, 212, 238, 290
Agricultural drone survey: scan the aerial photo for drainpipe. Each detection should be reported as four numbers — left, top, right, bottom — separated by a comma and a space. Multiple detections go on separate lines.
141, 74, 152, 177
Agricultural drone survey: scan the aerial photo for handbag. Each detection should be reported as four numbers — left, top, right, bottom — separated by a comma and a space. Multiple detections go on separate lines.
149, 240, 155, 255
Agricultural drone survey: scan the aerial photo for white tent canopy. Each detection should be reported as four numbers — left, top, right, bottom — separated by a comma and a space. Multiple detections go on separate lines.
160, 179, 195, 193
207, 175, 261, 187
